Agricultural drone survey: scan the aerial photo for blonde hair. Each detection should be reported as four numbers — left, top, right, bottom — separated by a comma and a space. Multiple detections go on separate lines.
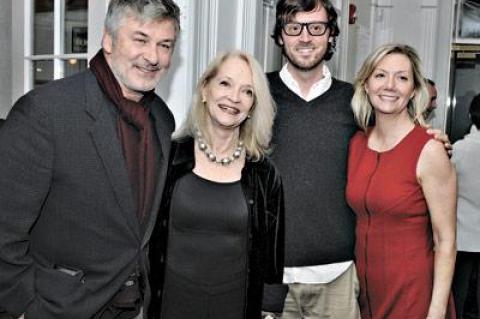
175, 51, 276, 161
351, 43, 429, 131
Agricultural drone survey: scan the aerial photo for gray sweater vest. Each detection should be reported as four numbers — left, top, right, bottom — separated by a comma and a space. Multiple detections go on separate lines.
268, 71, 357, 266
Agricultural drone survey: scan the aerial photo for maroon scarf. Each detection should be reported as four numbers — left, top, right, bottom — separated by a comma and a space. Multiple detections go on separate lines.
90, 49, 157, 226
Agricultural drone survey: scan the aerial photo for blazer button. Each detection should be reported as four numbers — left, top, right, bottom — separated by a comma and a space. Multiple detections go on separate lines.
162, 219, 167, 227
156, 289, 162, 298
160, 255, 165, 263
248, 199, 254, 205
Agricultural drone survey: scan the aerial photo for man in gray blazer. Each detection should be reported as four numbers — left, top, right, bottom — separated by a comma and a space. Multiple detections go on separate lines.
0, 1, 179, 318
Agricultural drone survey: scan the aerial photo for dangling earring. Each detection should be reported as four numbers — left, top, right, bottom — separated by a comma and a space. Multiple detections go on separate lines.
247, 105, 255, 120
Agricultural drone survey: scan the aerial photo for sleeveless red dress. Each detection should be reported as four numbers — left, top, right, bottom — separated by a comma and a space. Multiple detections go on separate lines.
346, 125, 455, 319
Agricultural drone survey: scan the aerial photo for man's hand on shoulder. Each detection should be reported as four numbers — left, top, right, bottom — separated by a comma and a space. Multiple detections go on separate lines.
426, 128, 452, 155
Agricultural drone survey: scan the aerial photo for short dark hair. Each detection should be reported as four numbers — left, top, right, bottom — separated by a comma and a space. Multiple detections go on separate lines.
470, 94, 480, 128
272, 0, 339, 61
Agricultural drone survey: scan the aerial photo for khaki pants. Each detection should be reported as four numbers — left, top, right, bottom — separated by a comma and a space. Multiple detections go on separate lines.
263, 264, 360, 319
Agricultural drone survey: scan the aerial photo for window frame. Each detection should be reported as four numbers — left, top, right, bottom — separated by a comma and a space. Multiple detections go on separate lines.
11, 0, 105, 104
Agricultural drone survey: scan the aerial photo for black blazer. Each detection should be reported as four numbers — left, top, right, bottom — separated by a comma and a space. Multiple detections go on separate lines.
0, 70, 174, 318
149, 137, 284, 319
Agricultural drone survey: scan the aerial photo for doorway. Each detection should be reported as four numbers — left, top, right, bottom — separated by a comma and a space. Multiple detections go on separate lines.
447, 45, 480, 143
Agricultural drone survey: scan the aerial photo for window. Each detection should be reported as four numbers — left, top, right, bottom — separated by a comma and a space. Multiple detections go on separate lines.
454, 0, 480, 43
28, 0, 88, 88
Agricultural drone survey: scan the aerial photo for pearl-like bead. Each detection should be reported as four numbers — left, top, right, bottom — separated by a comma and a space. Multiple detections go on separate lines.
194, 129, 244, 166
208, 153, 216, 161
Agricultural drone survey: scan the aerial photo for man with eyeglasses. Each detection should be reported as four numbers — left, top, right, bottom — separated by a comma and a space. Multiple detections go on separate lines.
262, 0, 360, 318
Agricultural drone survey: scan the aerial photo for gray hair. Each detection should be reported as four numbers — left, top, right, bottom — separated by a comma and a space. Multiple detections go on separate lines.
351, 43, 429, 131
104, 0, 180, 38
175, 51, 276, 161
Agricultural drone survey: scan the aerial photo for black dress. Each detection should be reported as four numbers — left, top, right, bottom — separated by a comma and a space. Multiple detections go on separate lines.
160, 172, 248, 319
149, 137, 284, 319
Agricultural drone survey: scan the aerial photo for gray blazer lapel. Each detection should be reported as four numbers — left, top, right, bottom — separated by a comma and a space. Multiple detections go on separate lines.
84, 72, 140, 239
142, 97, 174, 246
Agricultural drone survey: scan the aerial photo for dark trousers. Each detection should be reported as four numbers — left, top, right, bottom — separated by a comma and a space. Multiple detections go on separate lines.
0, 308, 141, 319
0, 311, 14, 319
453, 251, 480, 319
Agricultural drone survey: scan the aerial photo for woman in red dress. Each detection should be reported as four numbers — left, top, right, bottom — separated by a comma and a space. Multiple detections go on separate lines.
346, 44, 456, 319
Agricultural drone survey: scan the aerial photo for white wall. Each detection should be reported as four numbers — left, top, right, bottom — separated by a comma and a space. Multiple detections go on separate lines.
262, 0, 283, 72
11, 0, 26, 108
0, 1, 12, 119
345, 1, 373, 82
347, 0, 443, 76
163, 0, 267, 126
434, 1, 455, 130
155, 0, 196, 127
87, 0, 108, 60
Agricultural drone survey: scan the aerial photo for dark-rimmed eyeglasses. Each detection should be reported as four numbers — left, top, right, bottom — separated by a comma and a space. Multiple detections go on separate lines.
282, 22, 329, 36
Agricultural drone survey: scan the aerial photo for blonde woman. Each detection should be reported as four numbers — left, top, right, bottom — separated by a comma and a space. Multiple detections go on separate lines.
149, 51, 284, 319
346, 44, 456, 319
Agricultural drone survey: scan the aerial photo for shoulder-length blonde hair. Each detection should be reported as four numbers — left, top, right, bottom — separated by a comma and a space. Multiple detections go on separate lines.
175, 50, 276, 161
351, 43, 429, 131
